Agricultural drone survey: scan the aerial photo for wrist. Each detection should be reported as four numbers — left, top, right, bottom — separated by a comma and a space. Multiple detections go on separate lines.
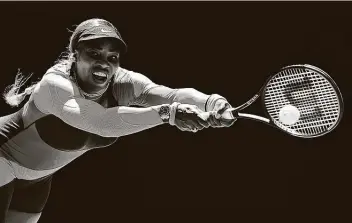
156, 102, 180, 125
169, 102, 180, 126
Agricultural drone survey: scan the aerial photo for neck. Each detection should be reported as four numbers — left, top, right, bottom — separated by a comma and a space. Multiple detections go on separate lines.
72, 70, 110, 100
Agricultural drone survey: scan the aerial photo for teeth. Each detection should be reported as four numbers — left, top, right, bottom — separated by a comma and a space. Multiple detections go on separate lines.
93, 72, 107, 78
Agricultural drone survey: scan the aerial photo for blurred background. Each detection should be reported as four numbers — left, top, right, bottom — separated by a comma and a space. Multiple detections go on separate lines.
0, 1, 350, 221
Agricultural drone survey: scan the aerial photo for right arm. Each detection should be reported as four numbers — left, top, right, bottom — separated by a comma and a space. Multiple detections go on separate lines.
32, 72, 173, 138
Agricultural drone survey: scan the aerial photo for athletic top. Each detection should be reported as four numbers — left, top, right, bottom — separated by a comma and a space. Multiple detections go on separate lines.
0, 62, 220, 176
0, 63, 173, 172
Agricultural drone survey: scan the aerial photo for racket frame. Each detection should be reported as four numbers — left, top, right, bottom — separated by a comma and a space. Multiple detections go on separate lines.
228, 64, 344, 138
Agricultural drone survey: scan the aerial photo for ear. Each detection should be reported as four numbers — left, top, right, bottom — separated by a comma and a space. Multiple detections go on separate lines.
72, 50, 80, 61
73, 50, 79, 58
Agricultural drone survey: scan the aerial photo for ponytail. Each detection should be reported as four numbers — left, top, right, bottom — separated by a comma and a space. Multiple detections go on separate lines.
3, 52, 74, 108
3, 69, 38, 107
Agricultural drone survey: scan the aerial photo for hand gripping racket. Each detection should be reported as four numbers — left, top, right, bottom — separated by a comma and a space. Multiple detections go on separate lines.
220, 64, 344, 138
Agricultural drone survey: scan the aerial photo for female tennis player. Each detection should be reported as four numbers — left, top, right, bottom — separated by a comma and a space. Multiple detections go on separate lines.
0, 18, 235, 222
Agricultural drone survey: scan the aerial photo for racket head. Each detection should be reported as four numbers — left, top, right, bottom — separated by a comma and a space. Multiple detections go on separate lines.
261, 64, 344, 138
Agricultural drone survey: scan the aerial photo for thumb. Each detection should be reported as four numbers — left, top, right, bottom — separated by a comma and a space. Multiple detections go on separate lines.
216, 103, 230, 118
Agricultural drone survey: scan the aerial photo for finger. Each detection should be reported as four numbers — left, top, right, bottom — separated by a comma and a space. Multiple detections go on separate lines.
190, 105, 203, 112
197, 112, 210, 121
190, 106, 204, 116
178, 119, 199, 133
216, 103, 231, 118
211, 112, 222, 127
187, 107, 209, 128
196, 115, 210, 128
221, 118, 237, 127
187, 119, 204, 131
208, 112, 221, 127
175, 120, 189, 132
187, 125, 199, 133
217, 103, 227, 113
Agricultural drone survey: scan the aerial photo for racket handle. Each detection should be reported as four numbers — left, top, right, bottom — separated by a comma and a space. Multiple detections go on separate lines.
221, 108, 270, 124
202, 108, 238, 120
222, 108, 237, 119
202, 108, 270, 124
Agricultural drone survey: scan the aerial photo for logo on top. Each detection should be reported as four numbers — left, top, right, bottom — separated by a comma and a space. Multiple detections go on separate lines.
101, 29, 112, 33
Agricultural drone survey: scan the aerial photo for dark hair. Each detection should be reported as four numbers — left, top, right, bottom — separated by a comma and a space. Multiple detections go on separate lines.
3, 18, 120, 107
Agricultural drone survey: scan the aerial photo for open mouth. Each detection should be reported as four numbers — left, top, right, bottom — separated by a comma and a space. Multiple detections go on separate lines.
92, 72, 108, 84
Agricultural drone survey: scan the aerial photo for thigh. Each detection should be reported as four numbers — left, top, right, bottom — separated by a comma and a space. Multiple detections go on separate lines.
0, 182, 15, 223
9, 175, 53, 213
0, 154, 16, 187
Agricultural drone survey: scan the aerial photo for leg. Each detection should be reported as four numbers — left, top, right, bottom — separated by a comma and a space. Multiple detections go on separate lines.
0, 182, 15, 223
6, 175, 53, 223
4, 211, 41, 223
0, 155, 16, 223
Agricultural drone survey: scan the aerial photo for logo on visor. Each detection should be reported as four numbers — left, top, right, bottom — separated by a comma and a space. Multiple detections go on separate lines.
101, 29, 112, 33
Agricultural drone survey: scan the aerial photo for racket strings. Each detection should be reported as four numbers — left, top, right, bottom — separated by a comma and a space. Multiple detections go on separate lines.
263, 68, 341, 136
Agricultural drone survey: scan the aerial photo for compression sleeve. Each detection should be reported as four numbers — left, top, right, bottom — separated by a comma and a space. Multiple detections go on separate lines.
32, 72, 170, 138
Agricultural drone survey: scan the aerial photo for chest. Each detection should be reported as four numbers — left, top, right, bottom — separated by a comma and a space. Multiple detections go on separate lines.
27, 89, 119, 152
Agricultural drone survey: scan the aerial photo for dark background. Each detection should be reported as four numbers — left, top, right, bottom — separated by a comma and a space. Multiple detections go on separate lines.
0, 1, 350, 221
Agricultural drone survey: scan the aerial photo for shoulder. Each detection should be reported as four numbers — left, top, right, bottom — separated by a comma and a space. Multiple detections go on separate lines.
40, 74, 75, 94
115, 67, 151, 82
32, 67, 81, 114
45, 62, 71, 77
114, 67, 154, 85
34, 64, 79, 101
111, 67, 157, 102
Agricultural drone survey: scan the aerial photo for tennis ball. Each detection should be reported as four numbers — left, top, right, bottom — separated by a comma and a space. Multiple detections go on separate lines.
279, 105, 300, 125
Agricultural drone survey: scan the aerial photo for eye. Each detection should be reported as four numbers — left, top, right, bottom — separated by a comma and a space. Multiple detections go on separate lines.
87, 50, 99, 59
108, 55, 119, 64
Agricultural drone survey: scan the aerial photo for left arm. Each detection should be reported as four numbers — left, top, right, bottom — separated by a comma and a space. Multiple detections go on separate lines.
113, 68, 228, 112
139, 85, 210, 111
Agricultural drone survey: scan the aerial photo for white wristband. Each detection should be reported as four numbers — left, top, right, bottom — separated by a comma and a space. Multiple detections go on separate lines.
169, 102, 180, 126
205, 94, 227, 112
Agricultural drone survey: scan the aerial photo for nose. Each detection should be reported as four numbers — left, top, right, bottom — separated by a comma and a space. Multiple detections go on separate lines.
95, 61, 109, 70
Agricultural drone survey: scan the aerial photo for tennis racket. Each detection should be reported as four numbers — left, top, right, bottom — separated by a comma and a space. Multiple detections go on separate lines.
219, 64, 344, 138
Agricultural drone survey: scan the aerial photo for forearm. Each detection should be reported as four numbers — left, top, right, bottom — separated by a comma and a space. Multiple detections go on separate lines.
104, 105, 167, 137
172, 88, 209, 111
59, 101, 167, 138
136, 86, 209, 111
138, 86, 228, 112
172, 88, 230, 112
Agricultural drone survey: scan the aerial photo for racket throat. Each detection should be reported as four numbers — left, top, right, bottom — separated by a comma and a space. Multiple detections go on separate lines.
223, 108, 270, 124
236, 112, 270, 124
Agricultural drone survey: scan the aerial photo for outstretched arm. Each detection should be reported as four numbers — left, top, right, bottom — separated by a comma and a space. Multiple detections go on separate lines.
113, 68, 236, 128
32, 72, 178, 138
113, 68, 229, 112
